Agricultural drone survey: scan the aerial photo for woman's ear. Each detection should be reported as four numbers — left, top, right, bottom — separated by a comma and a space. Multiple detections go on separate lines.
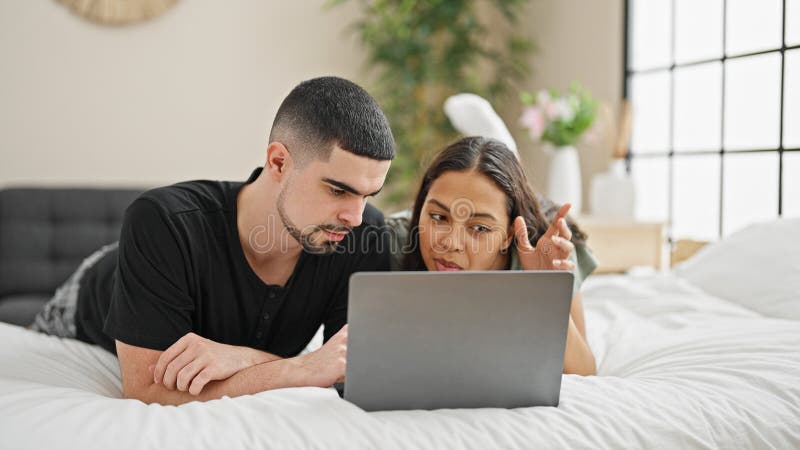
265, 142, 293, 181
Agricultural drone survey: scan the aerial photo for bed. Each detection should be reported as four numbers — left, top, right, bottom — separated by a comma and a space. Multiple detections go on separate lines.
1, 220, 799, 449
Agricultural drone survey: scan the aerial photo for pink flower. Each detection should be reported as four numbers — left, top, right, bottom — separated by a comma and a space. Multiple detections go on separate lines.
536, 90, 552, 105
519, 106, 546, 141
534, 90, 558, 120
542, 101, 559, 121
554, 98, 575, 122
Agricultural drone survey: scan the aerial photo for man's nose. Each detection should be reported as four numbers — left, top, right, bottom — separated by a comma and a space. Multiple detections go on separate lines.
337, 197, 366, 228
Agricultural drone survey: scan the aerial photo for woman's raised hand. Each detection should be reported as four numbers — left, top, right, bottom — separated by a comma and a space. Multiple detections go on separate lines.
513, 203, 576, 271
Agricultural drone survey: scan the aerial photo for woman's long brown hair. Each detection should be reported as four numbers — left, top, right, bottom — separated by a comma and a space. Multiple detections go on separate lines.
402, 136, 588, 270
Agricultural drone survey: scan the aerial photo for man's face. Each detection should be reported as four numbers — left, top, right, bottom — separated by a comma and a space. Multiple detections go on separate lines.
276, 146, 390, 254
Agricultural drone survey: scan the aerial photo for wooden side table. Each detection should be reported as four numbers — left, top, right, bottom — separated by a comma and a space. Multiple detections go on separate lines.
575, 216, 667, 274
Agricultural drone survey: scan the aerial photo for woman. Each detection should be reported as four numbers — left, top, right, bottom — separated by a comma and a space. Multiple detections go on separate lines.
387, 136, 598, 375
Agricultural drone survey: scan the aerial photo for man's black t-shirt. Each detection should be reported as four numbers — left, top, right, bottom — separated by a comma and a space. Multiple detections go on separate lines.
74, 167, 390, 355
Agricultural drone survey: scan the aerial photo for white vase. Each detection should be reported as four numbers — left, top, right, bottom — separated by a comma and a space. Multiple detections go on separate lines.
545, 145, 582, 214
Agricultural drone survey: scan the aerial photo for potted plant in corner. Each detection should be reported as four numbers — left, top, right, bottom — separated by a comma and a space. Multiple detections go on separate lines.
327, 0, 534, 209
519, 83, 596, 214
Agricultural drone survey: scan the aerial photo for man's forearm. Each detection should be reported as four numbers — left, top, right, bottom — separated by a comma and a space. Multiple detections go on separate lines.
246, 347, 283, 365
130, 358, 302, 406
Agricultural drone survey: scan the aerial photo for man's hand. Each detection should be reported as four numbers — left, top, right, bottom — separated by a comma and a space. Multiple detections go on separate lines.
514, 203, 576, 271
152, 333, 264, 396
289, 324, 348, 388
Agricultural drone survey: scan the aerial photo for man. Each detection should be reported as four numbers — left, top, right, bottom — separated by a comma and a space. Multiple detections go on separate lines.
31, 76, 395, 405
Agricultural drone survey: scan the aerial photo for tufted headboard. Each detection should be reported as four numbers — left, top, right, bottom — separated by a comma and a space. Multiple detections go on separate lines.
0, 188, 143, 325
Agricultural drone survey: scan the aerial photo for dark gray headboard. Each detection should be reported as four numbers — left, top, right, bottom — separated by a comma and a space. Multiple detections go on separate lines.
0, 188, 143, 298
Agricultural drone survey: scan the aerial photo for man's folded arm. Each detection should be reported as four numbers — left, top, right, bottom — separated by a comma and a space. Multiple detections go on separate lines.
117, 324, 348, 405
149, 332, 284, 394
116, 340, 299, 406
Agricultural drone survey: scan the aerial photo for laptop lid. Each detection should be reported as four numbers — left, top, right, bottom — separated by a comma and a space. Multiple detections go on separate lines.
344, 270, 574, 411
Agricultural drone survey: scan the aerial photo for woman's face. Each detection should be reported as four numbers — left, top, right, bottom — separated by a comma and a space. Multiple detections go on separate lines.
418, 170, 514, 271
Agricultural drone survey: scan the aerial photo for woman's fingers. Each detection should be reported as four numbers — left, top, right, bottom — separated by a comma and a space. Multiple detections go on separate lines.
552, 203, 571, 231
558, 217, 572, 241
545, 203, 571, 240
552, 236, 575, 255
514, 216, 534, 251
555, 203, 572, 221
553, 259, 575, 271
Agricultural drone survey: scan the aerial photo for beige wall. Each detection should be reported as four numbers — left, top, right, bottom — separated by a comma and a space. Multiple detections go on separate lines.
0, 0, 365, 187
0, 0, 624, 207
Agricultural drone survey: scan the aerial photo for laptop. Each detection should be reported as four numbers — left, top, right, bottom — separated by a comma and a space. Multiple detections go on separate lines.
343, 270, 574, 411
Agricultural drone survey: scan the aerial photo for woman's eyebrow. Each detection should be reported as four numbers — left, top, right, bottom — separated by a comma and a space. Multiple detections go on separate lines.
426, 198, 497, 221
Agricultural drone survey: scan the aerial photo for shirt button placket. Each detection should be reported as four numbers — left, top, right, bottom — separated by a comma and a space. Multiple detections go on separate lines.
255, 289, 276, 343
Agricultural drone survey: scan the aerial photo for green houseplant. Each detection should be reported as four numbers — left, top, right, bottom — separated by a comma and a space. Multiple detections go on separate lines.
328, 0, 534, 207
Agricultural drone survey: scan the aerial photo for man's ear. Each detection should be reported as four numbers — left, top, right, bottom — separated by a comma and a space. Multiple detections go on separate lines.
265, 142, 293, 181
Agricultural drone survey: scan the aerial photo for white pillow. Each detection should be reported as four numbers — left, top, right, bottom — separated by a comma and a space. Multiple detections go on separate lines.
673, 218, 800, 320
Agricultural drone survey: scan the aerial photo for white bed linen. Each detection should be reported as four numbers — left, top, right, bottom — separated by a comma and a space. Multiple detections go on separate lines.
1, 273, 799, 450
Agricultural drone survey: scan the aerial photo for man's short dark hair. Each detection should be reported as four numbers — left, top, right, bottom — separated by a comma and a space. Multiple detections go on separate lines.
269, 76, 395, 165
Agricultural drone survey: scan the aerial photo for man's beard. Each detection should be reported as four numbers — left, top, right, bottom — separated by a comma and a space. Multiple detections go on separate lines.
276, 184, 350, 255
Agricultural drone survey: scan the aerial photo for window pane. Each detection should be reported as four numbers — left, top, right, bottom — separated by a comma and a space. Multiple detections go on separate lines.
629, 0, 672, 70
631, 156, 670, 222
630, 71, 671, 154
783, 152, 800, 218
724, 53, 782, 151
788, 0, 800, 46
726, 0, 783, 55
673, 154, 721, 240
722, 152, 779, 236
675, 0, 723, 64
784, 50, 800, 149
674, 62, 722, 152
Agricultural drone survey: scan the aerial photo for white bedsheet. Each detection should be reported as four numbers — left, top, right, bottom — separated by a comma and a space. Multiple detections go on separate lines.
1, 273, 799, 450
